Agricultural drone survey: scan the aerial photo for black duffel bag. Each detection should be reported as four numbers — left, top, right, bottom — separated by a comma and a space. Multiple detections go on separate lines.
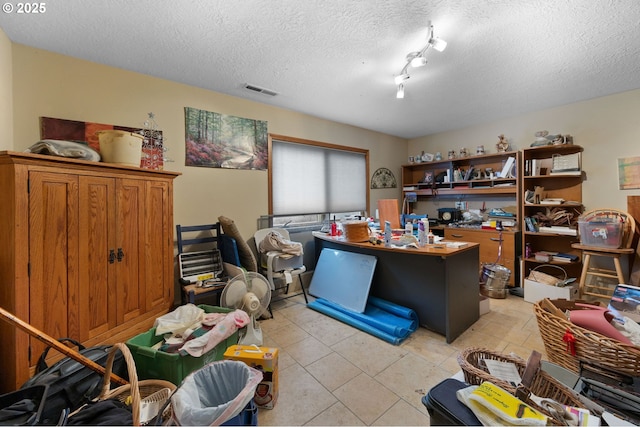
20, 338, 128, 425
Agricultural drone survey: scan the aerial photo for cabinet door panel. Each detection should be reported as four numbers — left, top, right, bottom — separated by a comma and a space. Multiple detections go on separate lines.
78, 176, 117, 340
116, 179, 145, 324
445, 229, 517, 286
144, 180, 172, 309
28, 171, 78, 360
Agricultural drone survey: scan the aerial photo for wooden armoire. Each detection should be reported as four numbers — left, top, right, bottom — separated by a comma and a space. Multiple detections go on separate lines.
0, 151, 180, 392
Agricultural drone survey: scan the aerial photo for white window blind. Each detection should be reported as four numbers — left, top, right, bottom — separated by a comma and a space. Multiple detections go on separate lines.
271, 139, 367, 216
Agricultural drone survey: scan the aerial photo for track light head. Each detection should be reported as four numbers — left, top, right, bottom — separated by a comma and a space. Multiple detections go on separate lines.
410, 55, 427, 67
396, 83, 405, 99
394, 73, 410, 85
429, 36, 447, 52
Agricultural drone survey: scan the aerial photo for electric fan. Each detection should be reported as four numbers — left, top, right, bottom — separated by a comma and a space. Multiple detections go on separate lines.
220, 271, 271, 346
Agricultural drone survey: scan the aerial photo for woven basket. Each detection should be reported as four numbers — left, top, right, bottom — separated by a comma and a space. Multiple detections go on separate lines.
457, 348, 587, 423
97, 343, 176, 425
343, 221, 370, 242
534, 298, 640, 376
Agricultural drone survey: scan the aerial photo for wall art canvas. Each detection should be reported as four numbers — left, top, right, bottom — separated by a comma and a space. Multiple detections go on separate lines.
40, 116, 164, 170
184, 107, 268, 170
618, 156, 640, 190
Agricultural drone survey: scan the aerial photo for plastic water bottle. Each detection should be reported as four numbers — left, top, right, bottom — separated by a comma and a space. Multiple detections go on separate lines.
384, 221, 392, 247
405, 221, 413, 235
418, 220, 426, 247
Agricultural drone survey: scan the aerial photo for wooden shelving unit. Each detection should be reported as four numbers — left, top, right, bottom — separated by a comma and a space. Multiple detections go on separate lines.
520, 144, 585, 285
402, 151, 520, 200
402, 151, 522, 287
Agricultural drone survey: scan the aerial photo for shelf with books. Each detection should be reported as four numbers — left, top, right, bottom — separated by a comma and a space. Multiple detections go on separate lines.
520, 144, 584, 284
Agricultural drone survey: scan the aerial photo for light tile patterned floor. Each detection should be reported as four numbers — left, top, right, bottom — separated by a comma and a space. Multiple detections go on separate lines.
256, 292, 547, 426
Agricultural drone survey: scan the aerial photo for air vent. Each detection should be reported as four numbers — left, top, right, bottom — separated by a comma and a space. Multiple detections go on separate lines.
243, 84, 278, 97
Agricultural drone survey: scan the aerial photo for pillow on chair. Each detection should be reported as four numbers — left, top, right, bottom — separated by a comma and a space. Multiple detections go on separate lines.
218, 216, 258, 272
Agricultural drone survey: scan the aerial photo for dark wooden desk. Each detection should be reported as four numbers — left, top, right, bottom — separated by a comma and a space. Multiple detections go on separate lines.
313, 233, 480, 343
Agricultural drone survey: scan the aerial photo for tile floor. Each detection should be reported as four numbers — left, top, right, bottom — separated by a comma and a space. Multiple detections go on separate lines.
256, 292, 547, 426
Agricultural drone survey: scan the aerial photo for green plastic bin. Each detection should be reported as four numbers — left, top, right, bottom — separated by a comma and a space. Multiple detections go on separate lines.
126, 305, 239, 385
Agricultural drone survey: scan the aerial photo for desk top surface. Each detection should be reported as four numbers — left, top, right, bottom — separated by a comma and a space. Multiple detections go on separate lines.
314, 232, 479, 256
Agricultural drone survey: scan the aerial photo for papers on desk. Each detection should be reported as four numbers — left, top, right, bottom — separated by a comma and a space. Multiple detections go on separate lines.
444, 241, 469, 249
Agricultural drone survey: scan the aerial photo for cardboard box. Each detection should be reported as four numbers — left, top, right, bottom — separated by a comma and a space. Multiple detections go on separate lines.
479, 294, 490, 316
224, 345, 279, 409
524, 279, 578, 303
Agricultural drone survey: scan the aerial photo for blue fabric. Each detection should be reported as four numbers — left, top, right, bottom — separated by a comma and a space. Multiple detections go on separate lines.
308, 296, 418, 345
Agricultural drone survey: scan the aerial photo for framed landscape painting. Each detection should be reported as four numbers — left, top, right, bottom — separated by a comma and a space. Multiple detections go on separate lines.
184, 107, 268, 170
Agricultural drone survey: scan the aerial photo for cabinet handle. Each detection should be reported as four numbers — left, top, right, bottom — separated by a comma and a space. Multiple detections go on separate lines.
117, 248, 125, 262
490, 237, 504, 242
109, 249, 116, 264
451, 234, 463, 238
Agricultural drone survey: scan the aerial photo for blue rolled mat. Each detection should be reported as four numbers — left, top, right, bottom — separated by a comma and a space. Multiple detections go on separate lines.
368, 295, 417, 321
308, 299, 403, 345
307, 297, 418, 345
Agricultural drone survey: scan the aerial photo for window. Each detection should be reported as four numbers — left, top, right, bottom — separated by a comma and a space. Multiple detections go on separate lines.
268, 134, 369, 226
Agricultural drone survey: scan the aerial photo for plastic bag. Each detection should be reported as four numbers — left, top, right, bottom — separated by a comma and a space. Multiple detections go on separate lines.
154, 304, 204, 336
171, 360, 262, 426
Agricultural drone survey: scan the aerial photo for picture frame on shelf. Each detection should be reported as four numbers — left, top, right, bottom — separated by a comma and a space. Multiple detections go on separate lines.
420, 171, 434, 184
422, 152, 435, 162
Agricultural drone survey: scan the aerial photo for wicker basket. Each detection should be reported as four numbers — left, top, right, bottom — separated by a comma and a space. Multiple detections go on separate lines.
534, 298, 640, 376
457, 348, 587, 423
96, 343, 176, 425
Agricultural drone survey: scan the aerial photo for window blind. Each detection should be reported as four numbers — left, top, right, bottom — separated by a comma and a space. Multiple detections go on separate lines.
271, 139, 367, 216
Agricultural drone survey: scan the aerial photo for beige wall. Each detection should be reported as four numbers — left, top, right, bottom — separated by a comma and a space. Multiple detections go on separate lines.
10, 44, 407, 238
0, 28, 12, 149
409, 90, 640, 213
10, 41, 640, 235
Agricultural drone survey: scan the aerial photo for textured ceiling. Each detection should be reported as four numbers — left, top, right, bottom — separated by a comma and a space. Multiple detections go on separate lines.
2, 0, 640, 139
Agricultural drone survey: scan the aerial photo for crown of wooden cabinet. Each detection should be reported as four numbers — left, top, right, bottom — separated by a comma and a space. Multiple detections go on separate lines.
0, 151, 180, 393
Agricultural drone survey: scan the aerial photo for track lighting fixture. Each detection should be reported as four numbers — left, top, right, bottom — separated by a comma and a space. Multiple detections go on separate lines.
393, 21, 446, 98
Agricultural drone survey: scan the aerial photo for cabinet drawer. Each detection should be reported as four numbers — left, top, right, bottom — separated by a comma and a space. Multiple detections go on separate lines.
445, 228, 518, 285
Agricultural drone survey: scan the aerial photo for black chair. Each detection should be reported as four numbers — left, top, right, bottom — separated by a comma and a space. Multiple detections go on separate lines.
176, 223, 241, 305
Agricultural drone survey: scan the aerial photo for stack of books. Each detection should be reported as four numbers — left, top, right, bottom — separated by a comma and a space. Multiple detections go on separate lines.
552, 252, 580, 263
533, 251, 579, 263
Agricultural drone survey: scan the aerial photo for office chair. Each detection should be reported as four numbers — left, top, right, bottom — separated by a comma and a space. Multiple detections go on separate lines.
401, 213, 428, 228
254, 228, 308, 309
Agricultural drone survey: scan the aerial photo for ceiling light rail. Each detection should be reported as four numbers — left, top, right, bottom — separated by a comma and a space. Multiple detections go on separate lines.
395, 21, 447, 99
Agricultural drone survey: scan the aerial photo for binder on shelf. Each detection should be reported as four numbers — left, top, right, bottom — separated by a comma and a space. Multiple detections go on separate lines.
524, 217, 539, 232
500, 156, 516, 178
531, 159, 541, 176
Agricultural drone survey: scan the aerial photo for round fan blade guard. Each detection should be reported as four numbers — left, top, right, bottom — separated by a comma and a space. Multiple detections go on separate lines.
220, 272, 271, 346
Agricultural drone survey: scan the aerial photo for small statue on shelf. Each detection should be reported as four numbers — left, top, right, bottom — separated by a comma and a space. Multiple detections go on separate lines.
496, 134, 509, 152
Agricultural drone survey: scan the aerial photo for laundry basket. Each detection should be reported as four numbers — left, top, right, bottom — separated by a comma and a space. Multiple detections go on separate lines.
457, 347, 588, 424
534, 298, 640, 376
